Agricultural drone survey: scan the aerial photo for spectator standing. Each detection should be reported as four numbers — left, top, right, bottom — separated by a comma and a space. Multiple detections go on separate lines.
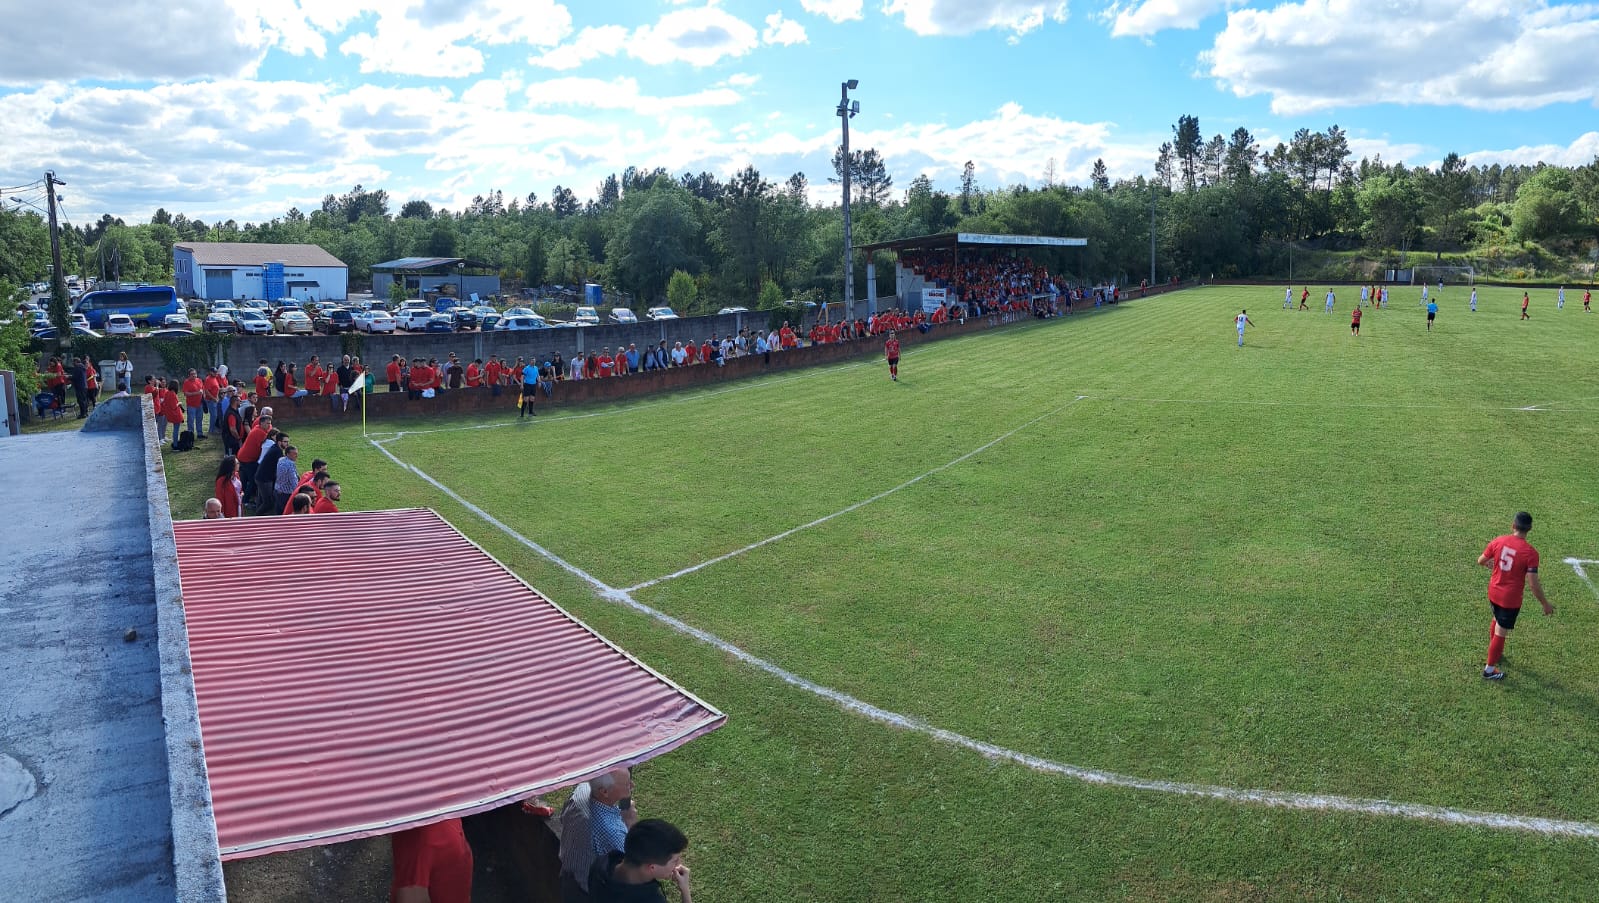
215, 456, 244, 519
84, 359, 99, 412
336, 355, 355, 410
273, 445, 300, 515
312, 481, 341, 513
203, 368, 223, 435
486, 356, 504, 395
386, 355, 403, 393
389, 817, 473, 903
158, 379, 185, 445
114, 352, 134, 393
587, 819, 692, 903
253, 430, 286, 515
447, 355, 464, 389
181, 369, 206, 438
67, 356, 88, 418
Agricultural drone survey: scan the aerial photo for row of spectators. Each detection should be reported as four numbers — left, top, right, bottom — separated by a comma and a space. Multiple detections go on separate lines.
903, 251, 1064, 310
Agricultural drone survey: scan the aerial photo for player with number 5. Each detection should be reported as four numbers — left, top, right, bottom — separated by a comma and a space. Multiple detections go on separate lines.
1477, 511, 1554, 680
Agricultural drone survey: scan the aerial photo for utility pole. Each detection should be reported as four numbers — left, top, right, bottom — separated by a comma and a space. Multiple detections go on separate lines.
1148, 186, 1156, 286
837, 80, 858, 324
45, 171, 71, 339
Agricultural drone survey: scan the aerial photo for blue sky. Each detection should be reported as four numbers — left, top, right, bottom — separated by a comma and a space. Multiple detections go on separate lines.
1, 0, 1596, 223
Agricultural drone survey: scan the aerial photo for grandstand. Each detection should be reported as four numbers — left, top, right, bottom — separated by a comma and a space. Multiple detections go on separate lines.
856, 232, 1087, 313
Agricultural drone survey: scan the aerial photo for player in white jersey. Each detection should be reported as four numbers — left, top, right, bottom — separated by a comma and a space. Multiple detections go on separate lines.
1360, 285, 1369, 306
1558, 286, 1565, 309
1235, 309, 1255, 347
1470, 288, 1478, 312
1421, 284, 1429, 304
1284, 286, 1293, 309
1380, 286, 1389, 308
1324, 290, 1335, 313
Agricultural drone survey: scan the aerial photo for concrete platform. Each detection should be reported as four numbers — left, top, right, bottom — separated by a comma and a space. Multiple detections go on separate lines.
0, 428, 177, 900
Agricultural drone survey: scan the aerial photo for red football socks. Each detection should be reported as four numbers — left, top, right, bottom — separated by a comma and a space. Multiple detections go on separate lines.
1487, 634, 1505, 667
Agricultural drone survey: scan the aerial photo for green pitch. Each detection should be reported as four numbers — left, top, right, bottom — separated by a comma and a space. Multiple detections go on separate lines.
166, 284, 1599, 900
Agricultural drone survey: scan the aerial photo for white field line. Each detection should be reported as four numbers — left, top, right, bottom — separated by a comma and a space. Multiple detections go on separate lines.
371, 434, 1599, 840
1081, 395, 1599, 415
624, 395, 1091, 593
1562, 558, 1599, 602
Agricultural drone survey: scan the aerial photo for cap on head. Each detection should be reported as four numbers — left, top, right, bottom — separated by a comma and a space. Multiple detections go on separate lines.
1514, 511, 1533, 532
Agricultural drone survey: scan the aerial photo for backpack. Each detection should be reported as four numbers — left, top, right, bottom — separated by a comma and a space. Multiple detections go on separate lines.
173, 430, 195, 452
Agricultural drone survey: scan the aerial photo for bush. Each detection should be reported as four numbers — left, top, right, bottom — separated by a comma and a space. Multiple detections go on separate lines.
756, 279, 784, 310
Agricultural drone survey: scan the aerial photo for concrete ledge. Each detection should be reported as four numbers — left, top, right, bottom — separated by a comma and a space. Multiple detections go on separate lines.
142, 395, 227, 901
83, 393, 144, 432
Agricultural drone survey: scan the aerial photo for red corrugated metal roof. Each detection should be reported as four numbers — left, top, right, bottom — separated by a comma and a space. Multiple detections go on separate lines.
172, 508, 725, 860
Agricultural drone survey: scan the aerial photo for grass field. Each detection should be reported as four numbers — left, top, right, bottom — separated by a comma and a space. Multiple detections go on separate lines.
162, 284, 1599, 901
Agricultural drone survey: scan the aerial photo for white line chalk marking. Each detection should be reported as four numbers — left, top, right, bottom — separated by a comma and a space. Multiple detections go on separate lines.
624, 395, 1091, 593
370, 434, 1599, 840
1563, 558, 1599, 601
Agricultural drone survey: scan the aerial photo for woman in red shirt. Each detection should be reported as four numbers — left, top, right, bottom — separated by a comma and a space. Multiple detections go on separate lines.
158, 379, 185, 445
215, 456, 244, 518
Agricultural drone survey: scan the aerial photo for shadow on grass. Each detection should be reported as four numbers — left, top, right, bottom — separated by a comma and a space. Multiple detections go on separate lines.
1507, 664, 1599, 722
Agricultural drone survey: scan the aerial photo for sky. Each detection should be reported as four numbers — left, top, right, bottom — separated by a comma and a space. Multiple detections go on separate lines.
1, 0, 1597, 225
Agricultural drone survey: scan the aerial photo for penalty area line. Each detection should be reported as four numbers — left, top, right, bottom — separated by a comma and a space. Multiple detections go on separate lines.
623, 394, 1093, 593
369, 435, 1599, 840
1563, 558, 1599, 602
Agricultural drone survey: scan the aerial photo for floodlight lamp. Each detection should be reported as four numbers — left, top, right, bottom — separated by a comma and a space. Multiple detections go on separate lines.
850, 100, 860, 116
845, 79, 859, 90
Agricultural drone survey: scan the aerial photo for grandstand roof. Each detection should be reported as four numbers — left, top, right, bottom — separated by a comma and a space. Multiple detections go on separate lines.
173, 507, 726, 860
855, 232, 1088, 254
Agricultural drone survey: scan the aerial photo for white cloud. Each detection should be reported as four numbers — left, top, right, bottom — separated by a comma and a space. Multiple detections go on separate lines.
801, 0, 865, 22
763, 12, 810, 45
340, 0, 573, 76
0, 0, 276, 84
524, 77, 742, 113
883, 0, 1069, 38
727, 73, 761, 87
527, 25, 629, 70
628, 5, 761, 66
1464, 131, 1599, 169
1101, 0, 1231, 38
1204, 0, 1599, 114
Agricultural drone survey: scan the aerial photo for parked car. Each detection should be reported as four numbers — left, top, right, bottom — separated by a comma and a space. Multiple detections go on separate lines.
104, 314, 136, 335
162, 313, 193, 329
478, 313, 501, 331
31, 325, 101, 339
313, 308, 356, 334
240, 299, 271, 313
354, 310, 397, 333
209, 300, 238, 315
28, 310, 50, 329
718, 306, 750, 315
646, 306, 679, 321
398, 307, 435, 331
608, 307, 638, 325
70, 313, 90, 330
471, 305, 498, 320
203, 313, 238, 334
496, 315, 549, 331
231, 310, 272, 335
274, 310, 313, 334
447, 308, 478, 330
147, 328, 196, 341
423, 313, 455, 333
573, 306, 600, 326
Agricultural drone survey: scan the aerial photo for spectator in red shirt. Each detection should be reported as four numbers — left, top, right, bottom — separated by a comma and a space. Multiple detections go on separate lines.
181, 369, 207, 439
203, 368, 223, 433
389, 817, 472, 903
465, 359, 482, 388
253, 360, 272, 398
485, 356, 503, 396
386, 355, 403, 393
158, 379, 185, 445
237, 414, 273, 502
1477, 512, 1555, 680
304, 357, 324, 396
215, 456, 244, 519
312, 481, 341, 514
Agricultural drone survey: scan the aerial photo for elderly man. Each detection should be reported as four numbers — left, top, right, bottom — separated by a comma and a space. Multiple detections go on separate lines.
558, 768, 636, 903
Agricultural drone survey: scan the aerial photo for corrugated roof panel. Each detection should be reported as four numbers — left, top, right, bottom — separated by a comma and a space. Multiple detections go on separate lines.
176, 242, 347, 269
172, 509, 725, 860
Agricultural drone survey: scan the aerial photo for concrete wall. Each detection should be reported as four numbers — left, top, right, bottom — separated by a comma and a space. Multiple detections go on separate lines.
101, 309, 814, 382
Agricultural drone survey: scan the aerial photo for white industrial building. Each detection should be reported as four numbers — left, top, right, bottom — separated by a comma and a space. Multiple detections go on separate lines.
173, 242, 348, 303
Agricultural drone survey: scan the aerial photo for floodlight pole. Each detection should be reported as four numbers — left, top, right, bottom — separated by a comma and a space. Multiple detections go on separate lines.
838, 80, 858, 323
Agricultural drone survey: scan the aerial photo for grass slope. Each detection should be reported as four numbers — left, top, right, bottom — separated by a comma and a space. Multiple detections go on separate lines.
162, 285, 1599, 900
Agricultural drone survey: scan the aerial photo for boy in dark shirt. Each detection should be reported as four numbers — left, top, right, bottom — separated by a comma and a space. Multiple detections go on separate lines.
588, 819, 692, 903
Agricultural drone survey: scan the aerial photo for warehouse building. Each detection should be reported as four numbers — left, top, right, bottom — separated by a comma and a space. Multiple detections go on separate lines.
174, 243, 348, 303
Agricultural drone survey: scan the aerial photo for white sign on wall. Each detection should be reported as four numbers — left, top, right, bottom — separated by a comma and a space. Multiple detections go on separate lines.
922, 287, 947, 313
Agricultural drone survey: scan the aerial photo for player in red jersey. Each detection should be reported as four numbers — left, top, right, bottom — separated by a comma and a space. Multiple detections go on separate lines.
1350, 305, 1362, 336
1521, 292, 1530, 320
884, 330, 900, 381
1476, 511, 1554, 680
1298, 288, 1310, 311
1585, 289, 1592, 313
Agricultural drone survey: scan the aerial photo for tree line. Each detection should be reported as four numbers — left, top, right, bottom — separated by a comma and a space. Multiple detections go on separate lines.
4, 115, 1598, 313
